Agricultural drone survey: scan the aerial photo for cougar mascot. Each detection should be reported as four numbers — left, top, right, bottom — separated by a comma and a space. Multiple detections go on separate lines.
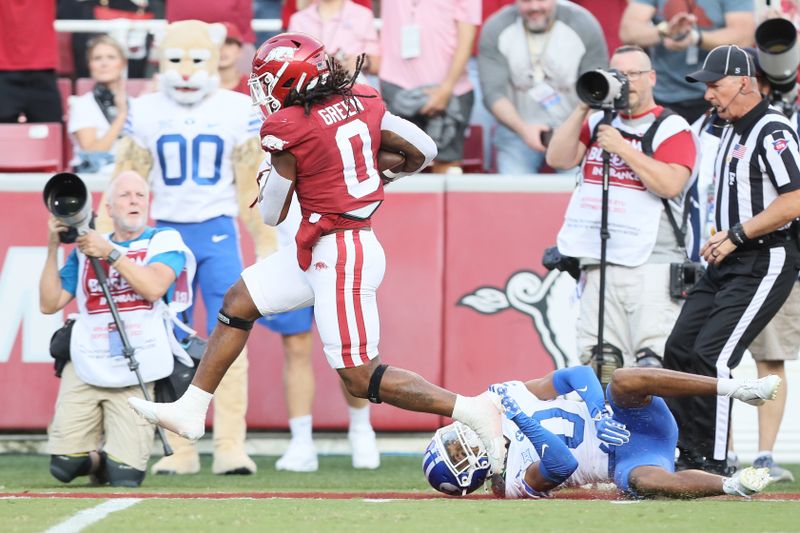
108, 20, 274, 475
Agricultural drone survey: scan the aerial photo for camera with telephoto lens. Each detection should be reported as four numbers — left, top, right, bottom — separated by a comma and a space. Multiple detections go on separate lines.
576, 69, 630, 110
755, 17, 800, 118
669, 261, 706, 300
542, 246, 581, 281
43, 173, 93, 244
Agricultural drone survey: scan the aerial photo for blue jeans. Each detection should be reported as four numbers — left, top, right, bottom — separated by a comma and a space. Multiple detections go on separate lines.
467, 58, 497, 171
253, 0, 282, 47
494, 124, 546, 175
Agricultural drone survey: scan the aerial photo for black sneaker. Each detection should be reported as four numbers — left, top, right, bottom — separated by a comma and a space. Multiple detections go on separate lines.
702, 458, 736, 476
675, 448, 704, 471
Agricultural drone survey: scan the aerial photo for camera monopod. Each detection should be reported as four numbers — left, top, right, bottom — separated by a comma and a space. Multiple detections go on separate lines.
594, 109, 614, 384
88, 256, 174, 457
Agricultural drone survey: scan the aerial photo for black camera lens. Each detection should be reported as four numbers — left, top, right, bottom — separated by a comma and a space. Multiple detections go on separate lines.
52, 195, 83, 216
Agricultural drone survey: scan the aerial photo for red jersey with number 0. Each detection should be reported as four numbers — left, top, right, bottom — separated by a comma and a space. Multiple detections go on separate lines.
260, 84, 386, 219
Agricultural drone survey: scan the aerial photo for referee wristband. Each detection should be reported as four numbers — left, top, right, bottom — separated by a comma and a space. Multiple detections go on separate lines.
728, 223, 749, 247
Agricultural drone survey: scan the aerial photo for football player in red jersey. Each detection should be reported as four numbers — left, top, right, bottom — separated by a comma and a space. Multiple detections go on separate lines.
130, 32, 507, 474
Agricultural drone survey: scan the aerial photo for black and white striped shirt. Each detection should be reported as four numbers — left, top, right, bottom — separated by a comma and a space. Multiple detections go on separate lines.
713, 98, 800, 231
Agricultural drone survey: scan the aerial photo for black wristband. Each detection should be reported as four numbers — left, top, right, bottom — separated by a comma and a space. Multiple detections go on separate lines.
728, 223, 749, 246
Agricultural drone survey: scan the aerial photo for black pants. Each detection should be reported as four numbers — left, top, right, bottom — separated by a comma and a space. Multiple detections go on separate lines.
663, 243, 800, 464
0, 70, 63, 123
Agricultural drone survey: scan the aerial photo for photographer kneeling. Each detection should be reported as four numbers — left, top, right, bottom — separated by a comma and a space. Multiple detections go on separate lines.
40, 171, 194, 487
546, 45, 697, 370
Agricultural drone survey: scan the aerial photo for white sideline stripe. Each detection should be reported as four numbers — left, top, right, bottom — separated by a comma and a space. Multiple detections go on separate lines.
43, 498, 141, 533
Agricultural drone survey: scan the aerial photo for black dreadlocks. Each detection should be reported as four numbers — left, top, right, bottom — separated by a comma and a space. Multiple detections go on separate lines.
283, 54, 376, 116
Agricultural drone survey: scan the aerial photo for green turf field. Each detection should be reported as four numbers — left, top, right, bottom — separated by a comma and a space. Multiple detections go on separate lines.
1, 455, 798, 533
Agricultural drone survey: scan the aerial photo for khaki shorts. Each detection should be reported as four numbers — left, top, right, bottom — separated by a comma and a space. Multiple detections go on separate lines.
47, 362, 155, 471
748, 281, 800, 361
577, 263, 683, 366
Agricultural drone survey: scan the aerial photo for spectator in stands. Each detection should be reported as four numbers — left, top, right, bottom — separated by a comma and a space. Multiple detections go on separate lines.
619, 0, 755, 123
219, 22, 250, 94
572, 0, 627, 54
478, 0, 607, 174
467, 0, 514, 171
379, 0, 481, 174
281, 0, 373, 31
0, 0, 63, 123
288, 0, 381, 80
167, 0, 256, 75
68, 36, 129, 174
253, 0, 284, 46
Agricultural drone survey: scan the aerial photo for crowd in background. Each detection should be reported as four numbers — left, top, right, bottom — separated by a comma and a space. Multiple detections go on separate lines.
2, 0, 634, 174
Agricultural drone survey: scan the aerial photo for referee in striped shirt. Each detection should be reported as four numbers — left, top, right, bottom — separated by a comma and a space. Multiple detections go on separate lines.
663, 45, 800, 475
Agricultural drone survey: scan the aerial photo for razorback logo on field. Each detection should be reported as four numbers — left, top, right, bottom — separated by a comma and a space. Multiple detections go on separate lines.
772, 138, 789, 155
82, 249, 153, 314
458, 270, 579, 369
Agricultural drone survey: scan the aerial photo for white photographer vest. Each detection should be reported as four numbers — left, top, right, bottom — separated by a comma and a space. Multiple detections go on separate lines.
69, 228, 196, 388
557, 109, 692, 267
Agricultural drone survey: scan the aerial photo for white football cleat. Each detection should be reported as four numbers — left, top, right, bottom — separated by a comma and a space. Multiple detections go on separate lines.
349, 426, 380, 470
454, 392, 506, 475
727, 375, 781, 406
275, 441, 318, 472
725, 466, 772, 497
128, 397, 205, 441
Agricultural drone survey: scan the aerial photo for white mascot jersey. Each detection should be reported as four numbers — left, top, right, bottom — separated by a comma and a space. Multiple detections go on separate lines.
500, 380, 609, 499
124, 20, 261, 223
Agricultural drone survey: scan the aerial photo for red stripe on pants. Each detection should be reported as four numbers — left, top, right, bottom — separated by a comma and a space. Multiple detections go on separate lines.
335, 232, 353, 368
351, 231, 368, 365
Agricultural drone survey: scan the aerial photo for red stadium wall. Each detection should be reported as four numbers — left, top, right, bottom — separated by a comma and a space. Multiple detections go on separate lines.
0, 177, 577, 431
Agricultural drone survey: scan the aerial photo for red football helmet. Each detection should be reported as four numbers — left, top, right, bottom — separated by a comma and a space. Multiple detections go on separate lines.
249, 32, 329, 117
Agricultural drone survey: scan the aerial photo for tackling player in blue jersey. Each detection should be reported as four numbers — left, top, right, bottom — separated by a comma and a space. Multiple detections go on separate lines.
425, 366, 780, 499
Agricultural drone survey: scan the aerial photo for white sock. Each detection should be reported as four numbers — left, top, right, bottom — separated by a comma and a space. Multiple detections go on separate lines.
722, 476, 739, 495
178, 385, 213, 419
451, 394, 472, 423
348, 405, 371, 431
716, 378, 743, 397
756, 451, 772, 459
288, 415, 313, 444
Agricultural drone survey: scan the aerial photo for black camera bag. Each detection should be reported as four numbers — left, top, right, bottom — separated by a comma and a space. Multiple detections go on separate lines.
49, 318, 75, 378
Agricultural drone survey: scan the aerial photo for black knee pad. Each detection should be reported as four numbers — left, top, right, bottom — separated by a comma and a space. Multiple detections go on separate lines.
50, 454, 92, 483
367, 364, 389, 404
105, 455, 146, 487
217, 309, 254, 331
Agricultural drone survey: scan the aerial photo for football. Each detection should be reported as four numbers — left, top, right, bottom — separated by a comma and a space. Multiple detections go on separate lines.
377, 150, 406, 173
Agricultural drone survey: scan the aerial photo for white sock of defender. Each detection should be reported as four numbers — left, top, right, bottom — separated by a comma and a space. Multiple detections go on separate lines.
716, 378, 743, 397
722, 476, 740, 496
